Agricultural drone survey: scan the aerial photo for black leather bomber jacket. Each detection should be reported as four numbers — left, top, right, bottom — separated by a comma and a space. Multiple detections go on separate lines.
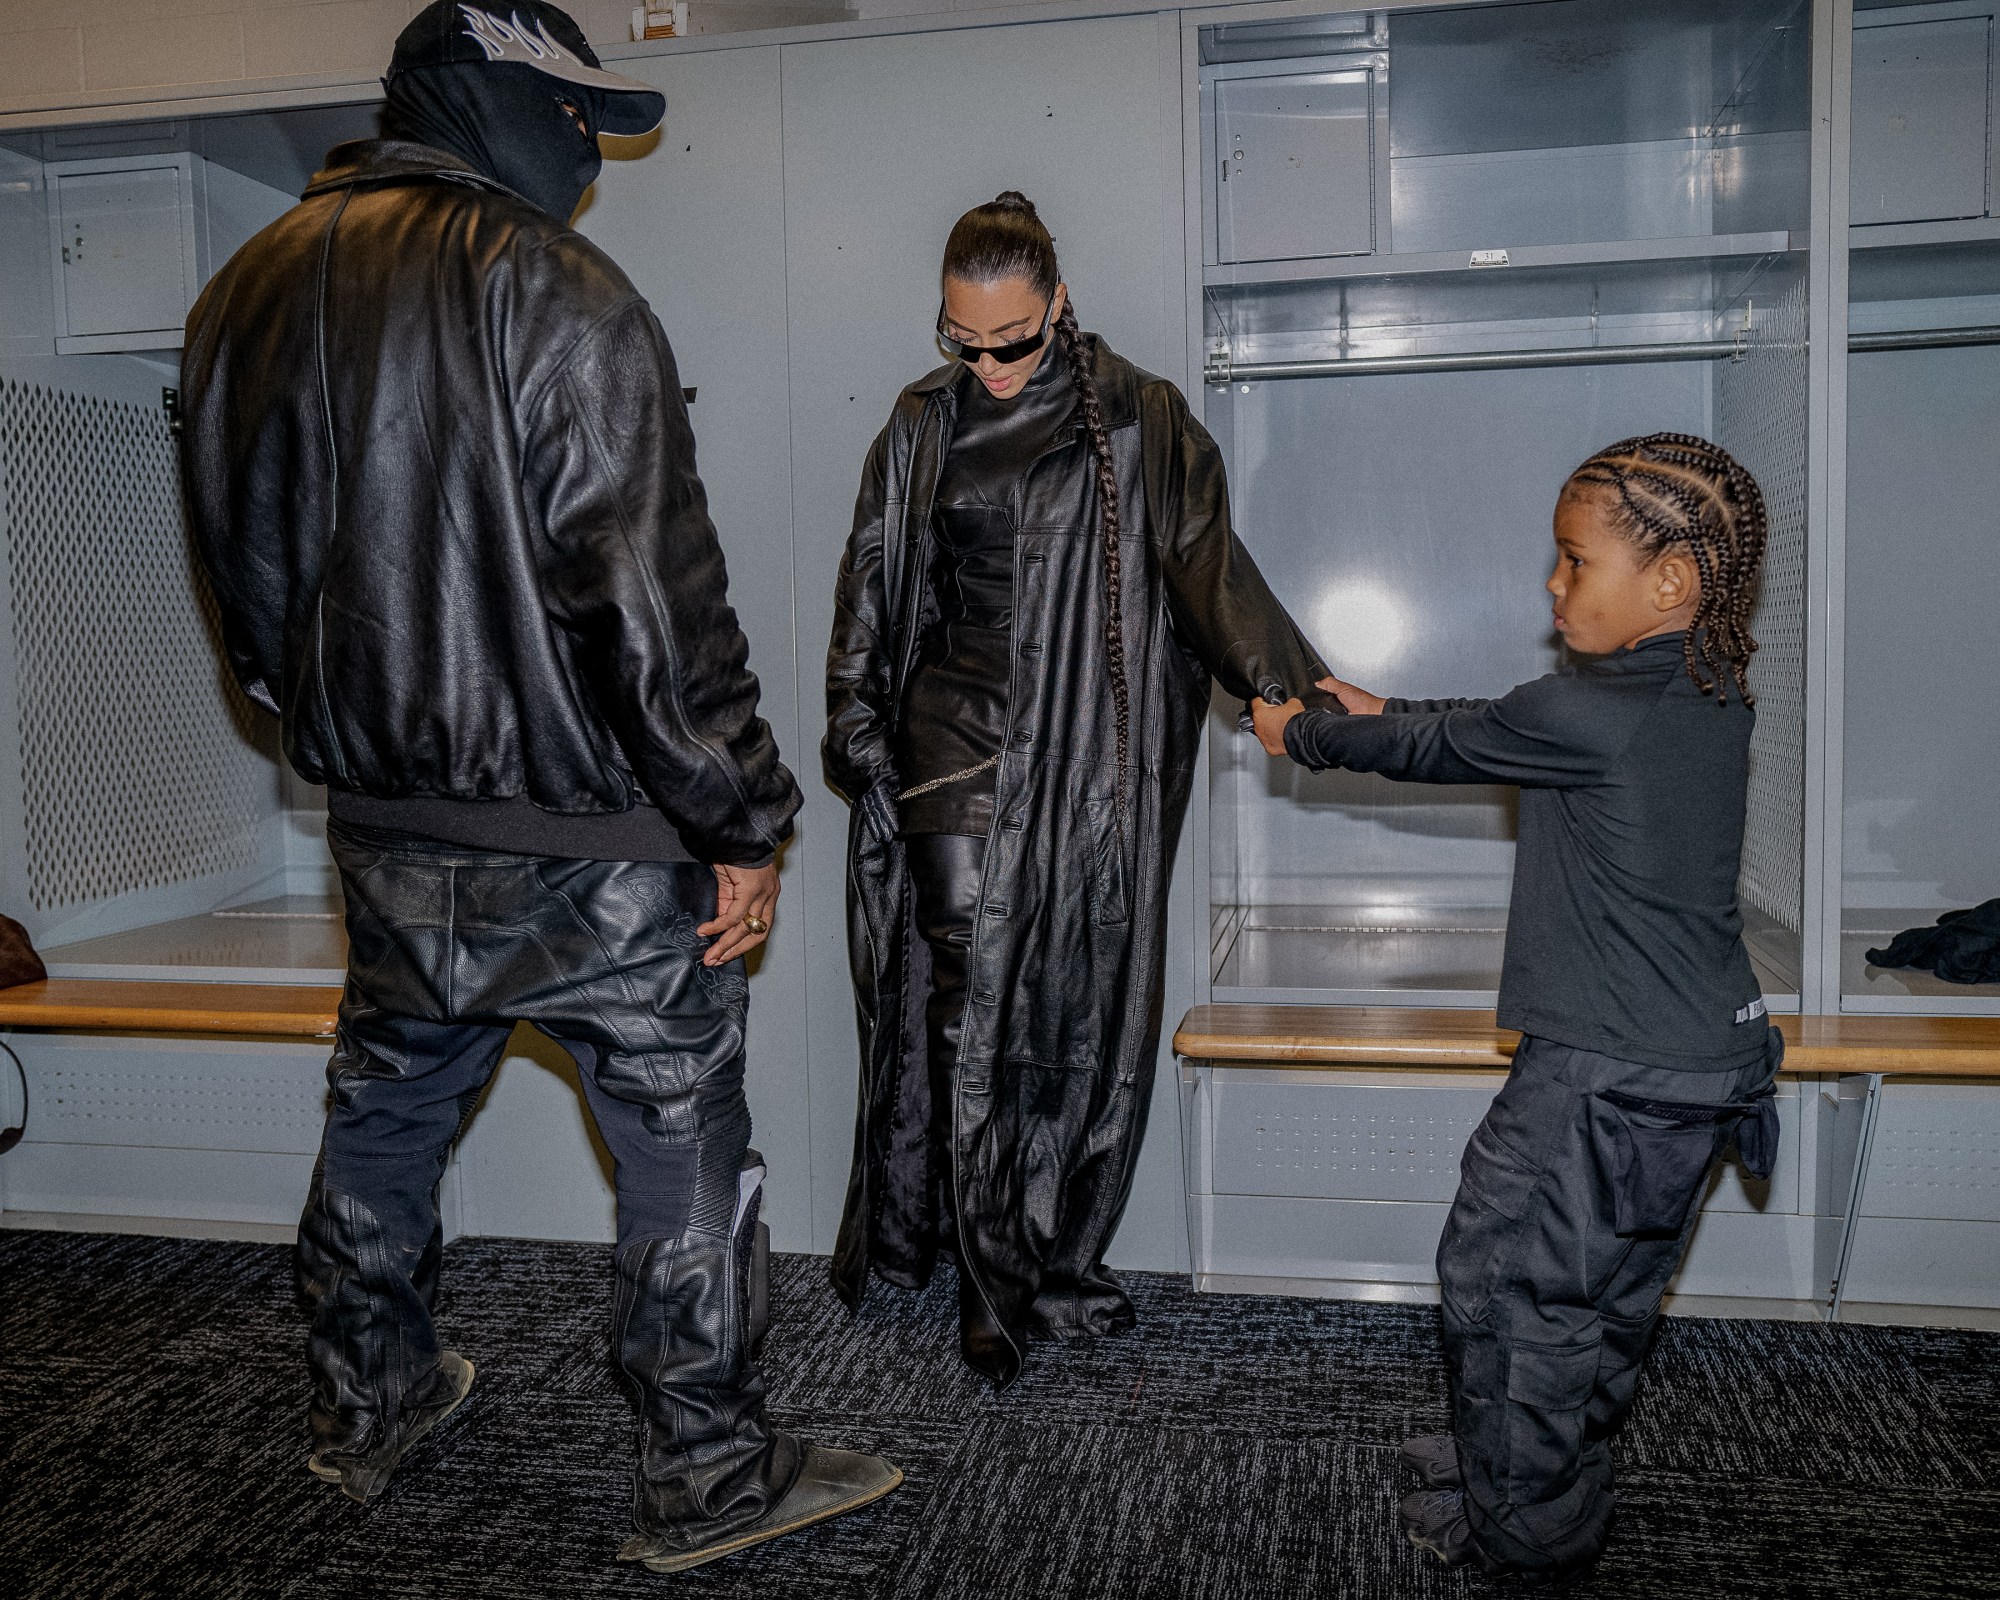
180, 140, 800, 866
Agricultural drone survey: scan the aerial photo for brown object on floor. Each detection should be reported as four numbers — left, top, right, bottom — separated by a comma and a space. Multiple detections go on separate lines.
0, 914, 47, 989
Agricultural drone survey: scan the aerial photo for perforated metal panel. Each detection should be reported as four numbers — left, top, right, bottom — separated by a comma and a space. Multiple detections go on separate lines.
1857, 1089, 2000, 1223
1209, 1082, 1493, 1202
12, 1036, 329, 1155
0, 379, 264, 913
1717, 275, 1808, 937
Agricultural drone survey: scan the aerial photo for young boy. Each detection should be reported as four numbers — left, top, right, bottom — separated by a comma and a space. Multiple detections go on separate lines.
1253, 432, 1784, 1585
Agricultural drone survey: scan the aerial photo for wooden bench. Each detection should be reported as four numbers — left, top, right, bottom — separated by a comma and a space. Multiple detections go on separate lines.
1174, 1005, 2000, 1318
0, 979, 341, 1039
1175, 1005, 2000, 1077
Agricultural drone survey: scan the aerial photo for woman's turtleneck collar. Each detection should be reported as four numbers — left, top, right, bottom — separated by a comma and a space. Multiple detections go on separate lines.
958, 333, 1073, 423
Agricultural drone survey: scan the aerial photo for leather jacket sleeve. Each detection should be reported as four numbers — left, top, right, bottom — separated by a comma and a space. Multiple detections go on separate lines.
823, 422, 901, 811
179, 288, 291, 720
525, 301, 801, 866
1142, 381, 1328, 702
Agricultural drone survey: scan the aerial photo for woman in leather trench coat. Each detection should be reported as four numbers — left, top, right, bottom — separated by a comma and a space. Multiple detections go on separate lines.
824, 193, 1327, 1386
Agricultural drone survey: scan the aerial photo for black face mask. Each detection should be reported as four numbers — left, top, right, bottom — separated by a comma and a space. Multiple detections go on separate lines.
382, 60, 602, 223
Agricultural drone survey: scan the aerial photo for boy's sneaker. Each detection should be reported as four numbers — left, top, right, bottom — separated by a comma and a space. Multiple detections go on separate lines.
307, 1350, 475, 1504
1400, 1487, 1601, 1590
617, 1444, 903, 1574
1398, 1432, 1463, 1488
1400, 1487, 1480, 1568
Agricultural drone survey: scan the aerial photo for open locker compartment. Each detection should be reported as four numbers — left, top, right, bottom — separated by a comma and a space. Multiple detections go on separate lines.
0, 101, 375, 982
1840, 0, 2000, 1014
1196, 0, 1812, 1007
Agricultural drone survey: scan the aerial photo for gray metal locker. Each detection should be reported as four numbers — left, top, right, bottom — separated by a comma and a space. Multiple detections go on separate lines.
1850, 10, 1994, 226
44, 154, 204, 355
1213, 60, 1382, 263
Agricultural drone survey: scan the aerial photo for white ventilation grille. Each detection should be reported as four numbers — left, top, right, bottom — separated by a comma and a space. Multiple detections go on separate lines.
1717, 276, 1808, 938
0, 380, 265, 913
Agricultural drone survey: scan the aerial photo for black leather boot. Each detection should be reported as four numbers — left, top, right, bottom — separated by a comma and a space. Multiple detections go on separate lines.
297, 1170, 470, 1499
307, 1350, 476, 1502
619, 1443, 902, 1574
614, 1169, 797, 1536
616, 1163, 902, 1567
955, 1260, 1023, 1388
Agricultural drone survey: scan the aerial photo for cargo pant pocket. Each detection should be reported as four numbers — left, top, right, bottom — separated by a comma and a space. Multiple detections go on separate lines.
1592, 1090, 1734, 1237
1506, 1337, 1599, 1410
1503, 1338, 1601, 1525
1438, 1122, 1542, 1321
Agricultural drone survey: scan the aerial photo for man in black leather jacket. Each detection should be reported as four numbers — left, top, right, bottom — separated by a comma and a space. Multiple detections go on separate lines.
180, 1, 898, 1572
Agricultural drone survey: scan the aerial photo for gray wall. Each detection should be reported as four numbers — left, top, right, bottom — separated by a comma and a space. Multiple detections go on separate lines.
1844, 342, 2000, 912
573, 43, 818, 1247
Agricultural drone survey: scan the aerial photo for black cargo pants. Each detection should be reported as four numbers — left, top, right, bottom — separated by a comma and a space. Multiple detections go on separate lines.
300, 822, 800, 1538
1438, 1030, 1783, 1574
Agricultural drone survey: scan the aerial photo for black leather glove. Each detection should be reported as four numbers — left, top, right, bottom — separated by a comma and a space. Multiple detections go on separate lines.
859, 780, 900, 846
1236, 681, 1346, 733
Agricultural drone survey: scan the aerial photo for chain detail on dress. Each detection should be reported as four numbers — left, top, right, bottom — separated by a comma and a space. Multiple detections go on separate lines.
896, 755, 1002, 802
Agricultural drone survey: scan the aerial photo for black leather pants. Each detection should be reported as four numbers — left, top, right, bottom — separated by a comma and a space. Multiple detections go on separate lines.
905, 832, 1017, 1378
305, 822, 800, 1539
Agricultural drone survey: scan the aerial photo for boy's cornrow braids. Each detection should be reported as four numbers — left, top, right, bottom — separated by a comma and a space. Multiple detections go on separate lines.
1056, 298, 1131, 824
1569, 432, 1769, 704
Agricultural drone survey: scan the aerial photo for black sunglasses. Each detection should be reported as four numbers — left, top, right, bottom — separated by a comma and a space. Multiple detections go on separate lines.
936, 297, 1056, 366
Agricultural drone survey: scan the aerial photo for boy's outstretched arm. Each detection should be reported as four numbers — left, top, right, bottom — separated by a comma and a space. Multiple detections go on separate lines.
1257, 673, 1617, 789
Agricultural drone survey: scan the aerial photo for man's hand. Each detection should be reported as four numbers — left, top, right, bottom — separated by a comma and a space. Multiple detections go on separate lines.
1251, 696, 1307, 757
1320, 675, 1385, 715
700, 862, 781, 967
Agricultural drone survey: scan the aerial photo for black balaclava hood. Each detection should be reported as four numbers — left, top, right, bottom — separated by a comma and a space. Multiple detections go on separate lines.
382, 59, 602, 223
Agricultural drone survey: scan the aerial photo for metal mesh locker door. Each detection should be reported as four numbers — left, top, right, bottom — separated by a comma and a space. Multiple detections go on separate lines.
0, 378, 268, 933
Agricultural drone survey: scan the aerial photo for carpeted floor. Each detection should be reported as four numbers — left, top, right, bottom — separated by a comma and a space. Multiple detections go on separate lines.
4, 1231, 1999, 1599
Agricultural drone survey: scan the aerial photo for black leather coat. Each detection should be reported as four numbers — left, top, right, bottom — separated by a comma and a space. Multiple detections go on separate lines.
825, 340, 1326, 1363
180, 140, 799, 866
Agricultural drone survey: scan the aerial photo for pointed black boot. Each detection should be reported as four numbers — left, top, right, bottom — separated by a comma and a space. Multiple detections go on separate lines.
956, 1262, 1022, 1388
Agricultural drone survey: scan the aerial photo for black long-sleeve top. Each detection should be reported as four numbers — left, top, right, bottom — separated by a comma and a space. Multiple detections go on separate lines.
1284, 632, 1767, 1071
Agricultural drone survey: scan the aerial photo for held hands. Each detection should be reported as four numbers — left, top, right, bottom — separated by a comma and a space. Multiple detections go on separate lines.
1323, 675, 1386, 716
1250, 675, 1386, 758
700, 861, 781, 967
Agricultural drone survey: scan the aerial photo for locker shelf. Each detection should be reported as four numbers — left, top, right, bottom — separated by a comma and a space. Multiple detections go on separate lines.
1209, 903, 1801, 1010
1203, 230, 1798, 291
41, 896, 347, 987
1203, 242, 1802, 378
1851, 217, 2000, 254
1842, 913, 2000, 1016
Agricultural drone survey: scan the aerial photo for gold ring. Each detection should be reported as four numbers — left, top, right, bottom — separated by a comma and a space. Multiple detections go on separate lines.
742, 915, 769, 936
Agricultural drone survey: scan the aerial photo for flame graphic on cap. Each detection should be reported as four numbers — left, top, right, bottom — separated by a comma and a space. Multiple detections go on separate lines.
458, 6, 576, 67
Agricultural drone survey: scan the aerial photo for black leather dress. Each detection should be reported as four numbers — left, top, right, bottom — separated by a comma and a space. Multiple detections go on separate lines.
896, 340, 1076, 838
896, 342, 1075, 1336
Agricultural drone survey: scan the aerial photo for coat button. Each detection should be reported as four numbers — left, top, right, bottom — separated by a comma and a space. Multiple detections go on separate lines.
1011, 732, 1032, 748
975, 989, 998, 1004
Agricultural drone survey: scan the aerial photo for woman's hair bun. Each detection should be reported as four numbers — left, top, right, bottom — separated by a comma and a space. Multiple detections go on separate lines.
990, 190, 1038, 216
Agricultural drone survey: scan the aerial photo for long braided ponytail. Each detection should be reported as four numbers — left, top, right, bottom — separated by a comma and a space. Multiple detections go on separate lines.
1565, 432, 1769, 703
942, 192, 1130, 812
